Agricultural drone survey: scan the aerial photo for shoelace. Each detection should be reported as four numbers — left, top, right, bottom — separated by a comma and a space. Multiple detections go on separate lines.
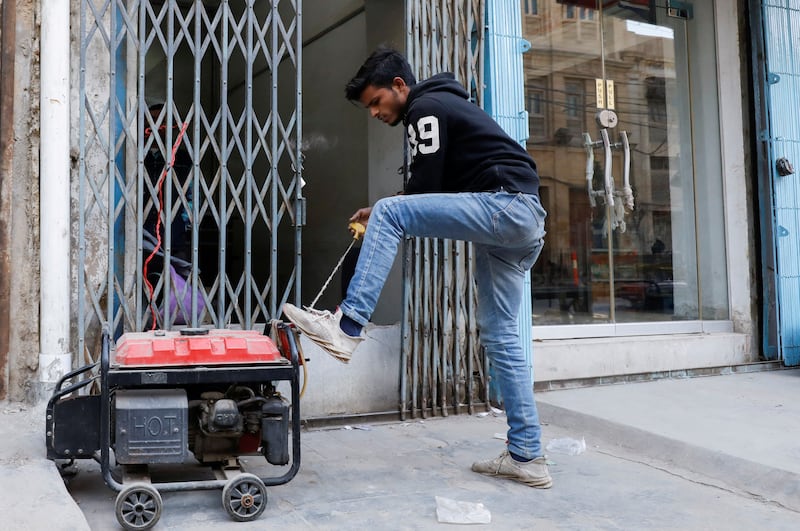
302, 306, 332, 317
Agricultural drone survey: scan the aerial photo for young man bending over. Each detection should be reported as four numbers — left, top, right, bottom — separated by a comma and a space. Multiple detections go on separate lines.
283, 48, 550, 488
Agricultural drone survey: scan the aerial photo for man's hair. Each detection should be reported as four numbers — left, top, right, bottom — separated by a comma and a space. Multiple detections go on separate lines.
345, 47, 417, 101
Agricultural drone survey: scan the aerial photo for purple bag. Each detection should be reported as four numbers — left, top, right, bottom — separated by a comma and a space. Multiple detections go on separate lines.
160, 265, 206, 325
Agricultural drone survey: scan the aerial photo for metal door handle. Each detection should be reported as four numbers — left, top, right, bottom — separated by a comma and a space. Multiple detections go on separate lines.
583, 133, 597, 207
600, 129, 615, 206
620, 131, 634, 211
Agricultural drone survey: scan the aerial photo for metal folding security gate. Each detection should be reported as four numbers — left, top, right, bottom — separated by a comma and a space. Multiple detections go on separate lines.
401, 0, 486, 419
78, 0, 303, 362
756, 0, 800, 366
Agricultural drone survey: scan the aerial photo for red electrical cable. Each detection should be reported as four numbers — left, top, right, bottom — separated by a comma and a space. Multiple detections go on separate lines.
143, 121, 190, 330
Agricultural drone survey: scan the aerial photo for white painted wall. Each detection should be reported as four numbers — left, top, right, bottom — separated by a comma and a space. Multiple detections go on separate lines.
293, 325, 401, 416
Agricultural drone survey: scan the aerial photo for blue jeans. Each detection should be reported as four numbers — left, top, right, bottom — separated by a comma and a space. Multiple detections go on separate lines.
340, 191, 547, 459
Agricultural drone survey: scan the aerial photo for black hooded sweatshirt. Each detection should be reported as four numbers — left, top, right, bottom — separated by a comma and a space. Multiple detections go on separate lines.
403, 73, 540, 196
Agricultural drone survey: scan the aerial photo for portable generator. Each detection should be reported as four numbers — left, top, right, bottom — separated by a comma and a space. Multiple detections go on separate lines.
46, 322, 303, 530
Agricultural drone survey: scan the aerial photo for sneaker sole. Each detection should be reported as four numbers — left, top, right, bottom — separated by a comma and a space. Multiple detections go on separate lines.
473, 469, 553, 489
299, 333, 355, 362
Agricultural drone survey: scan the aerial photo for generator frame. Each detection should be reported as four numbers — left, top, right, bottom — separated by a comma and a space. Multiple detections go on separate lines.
45, 321, 302, 529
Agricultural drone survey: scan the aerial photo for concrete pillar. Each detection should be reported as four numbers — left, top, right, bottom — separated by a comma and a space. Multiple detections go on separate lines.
39, 0, 72, 382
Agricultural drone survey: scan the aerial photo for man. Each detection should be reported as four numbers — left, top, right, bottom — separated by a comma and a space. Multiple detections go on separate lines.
283, 48, 550, 488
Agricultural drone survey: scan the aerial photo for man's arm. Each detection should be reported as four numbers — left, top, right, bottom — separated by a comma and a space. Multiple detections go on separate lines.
405, 98, 448, 194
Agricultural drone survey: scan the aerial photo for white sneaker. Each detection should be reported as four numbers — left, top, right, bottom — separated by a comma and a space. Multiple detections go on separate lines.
471, 450, 552, 488
282, 304, 364, 363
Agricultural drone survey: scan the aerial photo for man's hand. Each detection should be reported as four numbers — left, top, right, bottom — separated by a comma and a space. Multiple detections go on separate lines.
349, 207, 372, 225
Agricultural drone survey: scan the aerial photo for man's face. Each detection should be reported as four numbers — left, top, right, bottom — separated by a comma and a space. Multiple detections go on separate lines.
359, 78, 409, 127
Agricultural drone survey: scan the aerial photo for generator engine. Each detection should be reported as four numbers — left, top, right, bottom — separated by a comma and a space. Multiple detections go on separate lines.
114, 385, 290, 466
189, 387, 290, 464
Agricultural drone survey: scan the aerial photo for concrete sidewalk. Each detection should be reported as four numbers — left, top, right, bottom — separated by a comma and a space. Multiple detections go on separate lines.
2, 368, 799, 529
0, 401, 91, 531
68, 409, 798, 530
536, 367, 800, 513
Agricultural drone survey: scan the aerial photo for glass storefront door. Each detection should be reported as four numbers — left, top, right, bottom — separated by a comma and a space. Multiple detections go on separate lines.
523, 1, 703, 326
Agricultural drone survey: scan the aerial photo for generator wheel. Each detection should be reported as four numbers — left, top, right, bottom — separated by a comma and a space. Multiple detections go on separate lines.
222, 473, 268, 522
114, 483, 163, 531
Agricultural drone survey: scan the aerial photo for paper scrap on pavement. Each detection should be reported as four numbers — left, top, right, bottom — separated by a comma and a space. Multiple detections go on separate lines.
435, 496, 491, 524
546, 436, 587, 455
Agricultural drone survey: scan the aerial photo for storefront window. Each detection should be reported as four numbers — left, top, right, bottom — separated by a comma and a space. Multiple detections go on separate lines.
523, 1, 729, 327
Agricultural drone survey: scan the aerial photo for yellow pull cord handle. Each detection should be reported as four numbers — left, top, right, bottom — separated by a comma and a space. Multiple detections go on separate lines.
348, 221, 366, 241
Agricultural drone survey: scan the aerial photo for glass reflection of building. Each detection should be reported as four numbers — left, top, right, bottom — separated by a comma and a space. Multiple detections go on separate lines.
521, 1, 727, 326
